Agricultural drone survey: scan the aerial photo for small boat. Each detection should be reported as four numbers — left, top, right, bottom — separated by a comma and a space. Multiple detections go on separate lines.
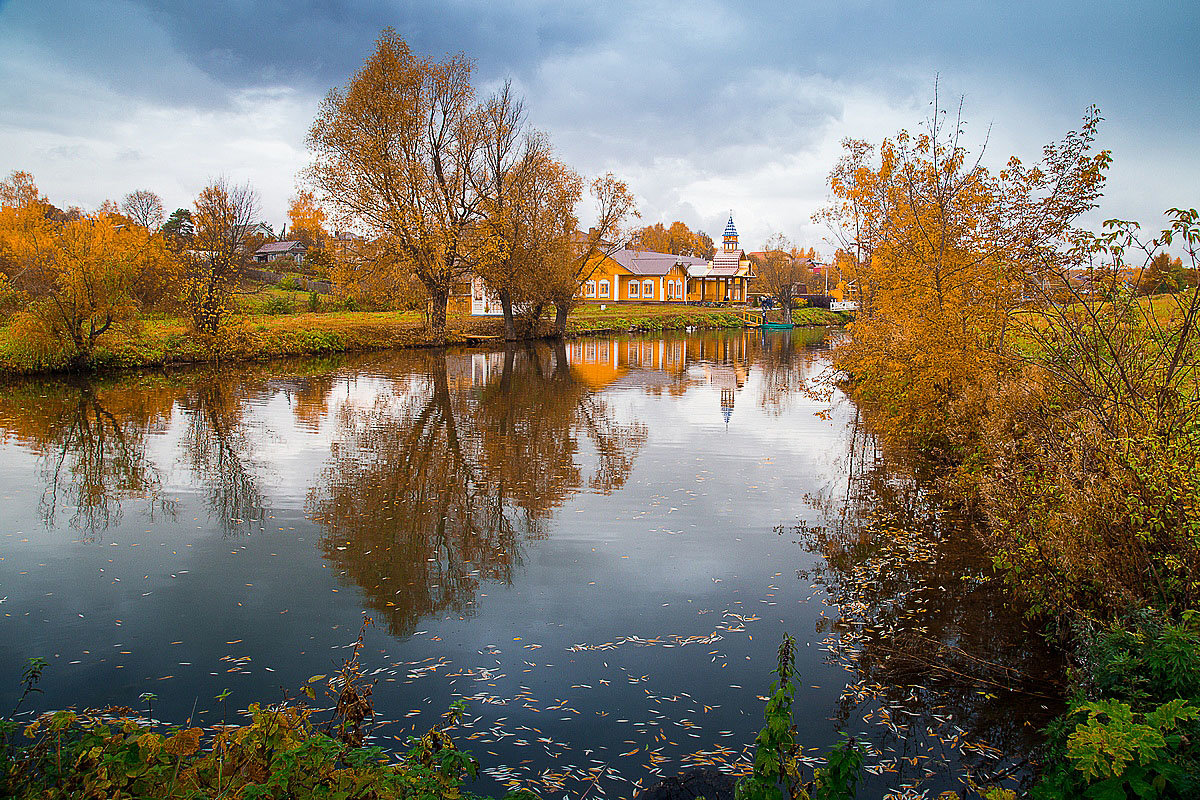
739, 310, 795, 330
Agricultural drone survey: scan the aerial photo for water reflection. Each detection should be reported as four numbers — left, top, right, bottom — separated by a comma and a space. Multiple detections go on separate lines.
796, 411, 1064, 794
753, 328, 828, 415
178, 377, 272, 537
0, 379, 177, 539
306, 342, 649, 636
0, 328, 1071, 798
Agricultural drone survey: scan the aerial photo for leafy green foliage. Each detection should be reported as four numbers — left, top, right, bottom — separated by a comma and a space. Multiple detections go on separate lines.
2, 702, 502, 800
263, 292, 297, 315
1034, 611, 1200, 799
0, 629, 533, 800
736, 635, 865, 800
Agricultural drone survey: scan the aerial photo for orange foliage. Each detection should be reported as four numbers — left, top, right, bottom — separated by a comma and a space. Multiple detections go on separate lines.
287, 189, 328, 250
818, 105, 1109, 454
0, 171, 174, 364
632, 220, 714, 259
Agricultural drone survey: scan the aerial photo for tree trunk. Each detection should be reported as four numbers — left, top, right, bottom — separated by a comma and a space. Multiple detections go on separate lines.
552, 339, 570, 378
553, 301, 570, 338
500, 293, 517, 341
782, 297, 793, 326
429, 287, 449, 345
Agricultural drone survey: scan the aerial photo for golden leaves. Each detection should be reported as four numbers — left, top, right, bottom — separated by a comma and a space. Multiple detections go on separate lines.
162, 727, 203, 757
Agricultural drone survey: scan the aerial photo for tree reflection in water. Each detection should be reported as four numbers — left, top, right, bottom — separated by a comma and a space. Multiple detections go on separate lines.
178, 376, 271, 538
307, 342, 647, 637
793, 409, 1065, 795
0, 380, 177, 540
754, 327, 828, 415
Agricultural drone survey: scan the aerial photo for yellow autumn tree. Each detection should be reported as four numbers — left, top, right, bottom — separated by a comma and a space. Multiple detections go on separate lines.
182, 178, 261, 335
818, 103, 1108, 455
286, 189, 328, 275
306, 28, 490, 344
631, 220, 713, 259
474, 86, 584, 340
0, 172, 173, 366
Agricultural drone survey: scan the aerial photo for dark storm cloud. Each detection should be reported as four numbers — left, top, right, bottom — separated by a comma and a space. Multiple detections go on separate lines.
1, 0, 1195, 243
123, 0, 610, 98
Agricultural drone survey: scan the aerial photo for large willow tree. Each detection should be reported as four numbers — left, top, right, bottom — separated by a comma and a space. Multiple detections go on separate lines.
306, 28, 485, 344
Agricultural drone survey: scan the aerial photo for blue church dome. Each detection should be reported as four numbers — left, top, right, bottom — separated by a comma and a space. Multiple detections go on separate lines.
723, 215, 737, 239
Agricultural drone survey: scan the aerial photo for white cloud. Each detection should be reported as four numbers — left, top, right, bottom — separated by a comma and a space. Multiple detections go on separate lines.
1, 73, 317, 223
1, 0, 1195, 248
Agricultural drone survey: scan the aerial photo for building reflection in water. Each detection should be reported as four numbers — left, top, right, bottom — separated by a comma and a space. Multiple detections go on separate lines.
0, 330, 826, 635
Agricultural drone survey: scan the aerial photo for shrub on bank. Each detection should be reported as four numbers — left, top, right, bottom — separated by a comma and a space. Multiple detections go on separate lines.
1033, 611, 1200, 799
1, 620, 536, 800
2, 701, 524, 800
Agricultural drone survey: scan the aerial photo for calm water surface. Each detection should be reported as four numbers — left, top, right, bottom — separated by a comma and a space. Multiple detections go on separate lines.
0, 330, 1061, 798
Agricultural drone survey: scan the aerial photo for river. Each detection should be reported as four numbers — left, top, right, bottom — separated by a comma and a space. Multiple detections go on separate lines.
0, 329, 1062, 798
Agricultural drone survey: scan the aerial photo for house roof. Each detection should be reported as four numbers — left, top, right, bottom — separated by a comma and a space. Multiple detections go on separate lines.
709, 250, 744, 275
723, 215, 738, 239
255, 240, 307, 254
608, 248, 708, 277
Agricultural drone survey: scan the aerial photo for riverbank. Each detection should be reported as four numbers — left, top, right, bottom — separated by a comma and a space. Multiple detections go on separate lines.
0, 304, 845, 377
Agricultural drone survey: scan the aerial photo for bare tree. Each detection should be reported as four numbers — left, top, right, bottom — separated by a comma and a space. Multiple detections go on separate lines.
183, 177, 261, 334
753, 233, 811, 325
475, 83, 545, 341
121, 189, 165, 232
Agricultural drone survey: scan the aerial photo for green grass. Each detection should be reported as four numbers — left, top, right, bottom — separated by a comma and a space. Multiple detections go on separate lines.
0, 303, 846, 377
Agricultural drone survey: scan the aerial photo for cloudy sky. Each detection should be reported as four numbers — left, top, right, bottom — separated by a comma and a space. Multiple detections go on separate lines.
1, 0, 1196, 251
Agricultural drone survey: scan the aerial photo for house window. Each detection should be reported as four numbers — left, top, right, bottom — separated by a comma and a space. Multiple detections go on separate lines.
642, 280, 654, 298
586, 281, 596, 297
629, 280, 639, 298
599, 280, 610, 297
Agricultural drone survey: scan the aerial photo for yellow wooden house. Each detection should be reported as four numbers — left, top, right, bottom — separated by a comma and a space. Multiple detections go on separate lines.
578, 215, 754, 305
579, 248, 703, 303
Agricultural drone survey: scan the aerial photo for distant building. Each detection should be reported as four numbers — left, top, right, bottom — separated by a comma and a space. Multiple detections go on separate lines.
254, 240, 307, 265
580, 248, 707, 303
694, 215, 754, 303
573, 214, 755, 306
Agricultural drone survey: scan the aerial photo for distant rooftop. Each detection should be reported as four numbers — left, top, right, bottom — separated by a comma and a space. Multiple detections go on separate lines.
610, 248, 709, 276
255, 240, 306, 254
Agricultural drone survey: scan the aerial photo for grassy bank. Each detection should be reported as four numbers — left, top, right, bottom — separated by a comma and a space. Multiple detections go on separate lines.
0, 304, 844, 377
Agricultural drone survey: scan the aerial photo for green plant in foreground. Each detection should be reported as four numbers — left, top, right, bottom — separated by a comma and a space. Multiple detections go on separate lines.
1034, 611, 1200, 799
0, 634, 536, 800
736, 634, 864, 800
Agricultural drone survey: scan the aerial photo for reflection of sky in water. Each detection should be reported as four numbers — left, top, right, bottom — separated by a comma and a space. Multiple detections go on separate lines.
0, 330, 1056, 798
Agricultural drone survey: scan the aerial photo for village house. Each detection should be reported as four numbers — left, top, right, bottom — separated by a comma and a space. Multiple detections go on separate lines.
580, 248, 706, 303
577, 214, 755, 306
687, 215, 754, 303
254, 240, 308, 265
466, 215, 756, 315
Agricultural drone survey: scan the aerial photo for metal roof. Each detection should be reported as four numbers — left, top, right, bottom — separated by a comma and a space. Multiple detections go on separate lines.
255, 240, 307, 254
609, 248, 708, 276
